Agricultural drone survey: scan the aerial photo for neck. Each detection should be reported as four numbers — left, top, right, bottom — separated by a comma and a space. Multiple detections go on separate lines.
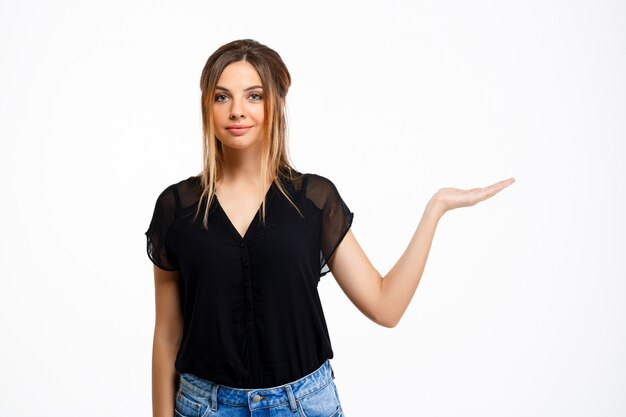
219, 145, 272, 185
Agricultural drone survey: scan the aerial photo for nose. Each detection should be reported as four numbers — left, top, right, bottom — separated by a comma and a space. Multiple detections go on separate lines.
229, 99, 245, 120
225, 110, 246, 120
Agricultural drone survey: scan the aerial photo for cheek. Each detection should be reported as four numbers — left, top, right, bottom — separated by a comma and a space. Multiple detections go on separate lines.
212, 107, 228, 125
251, 105, 265, 121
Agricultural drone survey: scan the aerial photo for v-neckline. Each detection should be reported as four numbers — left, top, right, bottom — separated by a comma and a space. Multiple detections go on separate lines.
214, 181, 275, 241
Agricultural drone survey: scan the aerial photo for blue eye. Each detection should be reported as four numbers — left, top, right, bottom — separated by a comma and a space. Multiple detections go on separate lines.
215, 94, 228, 102
249, 93, 262, 100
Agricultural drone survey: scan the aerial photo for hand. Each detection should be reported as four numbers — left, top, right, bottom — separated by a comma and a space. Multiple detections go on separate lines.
429, 177, 516, 215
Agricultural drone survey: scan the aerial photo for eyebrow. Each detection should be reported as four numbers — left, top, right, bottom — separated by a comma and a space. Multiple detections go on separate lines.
215, 85, 263, 92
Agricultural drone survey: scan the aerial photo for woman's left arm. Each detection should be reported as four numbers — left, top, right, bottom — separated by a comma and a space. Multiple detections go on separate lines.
327, 177, 516, 328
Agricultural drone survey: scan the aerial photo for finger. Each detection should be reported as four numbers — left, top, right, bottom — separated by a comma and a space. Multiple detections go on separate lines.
487, 178, 515, 190
480, 178, 515, 200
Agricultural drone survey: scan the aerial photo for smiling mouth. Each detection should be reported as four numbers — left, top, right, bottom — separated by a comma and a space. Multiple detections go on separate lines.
227, 126, 253, 136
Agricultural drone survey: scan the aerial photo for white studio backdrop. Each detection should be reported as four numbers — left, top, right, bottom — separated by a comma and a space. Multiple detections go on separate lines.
1, 0, 625, 415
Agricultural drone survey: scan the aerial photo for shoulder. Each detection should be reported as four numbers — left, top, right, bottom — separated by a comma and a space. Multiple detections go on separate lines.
303, 172, 340, 193
274, 168, 338, 204
153, 175, 201, 209
299, 172, 348, 210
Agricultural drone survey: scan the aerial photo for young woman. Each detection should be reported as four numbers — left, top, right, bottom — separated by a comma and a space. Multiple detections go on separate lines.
145, 39, 515, 417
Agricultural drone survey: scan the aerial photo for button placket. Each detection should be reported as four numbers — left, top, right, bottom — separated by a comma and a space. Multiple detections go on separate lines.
241, 240, 254, 330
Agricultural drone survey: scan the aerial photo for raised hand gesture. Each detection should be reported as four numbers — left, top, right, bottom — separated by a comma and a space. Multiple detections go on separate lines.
429, 177, 516, 216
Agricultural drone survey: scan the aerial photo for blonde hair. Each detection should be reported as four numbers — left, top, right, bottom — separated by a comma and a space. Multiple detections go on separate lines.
193, 39, 303, 230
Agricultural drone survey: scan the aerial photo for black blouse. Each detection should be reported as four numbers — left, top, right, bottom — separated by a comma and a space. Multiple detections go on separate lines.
144, 169, 354, 388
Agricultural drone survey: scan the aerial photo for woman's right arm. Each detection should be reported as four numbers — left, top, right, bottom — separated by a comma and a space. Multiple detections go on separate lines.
152, 265, 183, 417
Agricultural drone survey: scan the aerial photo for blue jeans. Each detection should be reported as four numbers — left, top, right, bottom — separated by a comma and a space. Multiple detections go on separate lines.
175, 359, 344, 416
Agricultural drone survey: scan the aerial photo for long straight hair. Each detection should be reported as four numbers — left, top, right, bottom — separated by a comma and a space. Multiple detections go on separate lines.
193, 39, 303, 230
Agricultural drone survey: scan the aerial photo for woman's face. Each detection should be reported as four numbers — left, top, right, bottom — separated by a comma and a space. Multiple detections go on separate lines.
213, 60, 265, 152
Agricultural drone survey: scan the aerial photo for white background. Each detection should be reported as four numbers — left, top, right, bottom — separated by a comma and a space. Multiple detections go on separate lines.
1, 0, 625, 416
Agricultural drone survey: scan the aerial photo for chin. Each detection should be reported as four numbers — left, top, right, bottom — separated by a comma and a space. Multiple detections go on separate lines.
219, 138, 263, 151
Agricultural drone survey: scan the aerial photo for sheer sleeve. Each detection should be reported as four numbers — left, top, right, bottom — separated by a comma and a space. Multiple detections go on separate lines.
305, 174, 354, 278
144, 184, 180, 271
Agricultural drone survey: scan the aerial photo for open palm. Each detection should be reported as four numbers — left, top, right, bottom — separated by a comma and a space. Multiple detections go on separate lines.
432, 177, 516, 214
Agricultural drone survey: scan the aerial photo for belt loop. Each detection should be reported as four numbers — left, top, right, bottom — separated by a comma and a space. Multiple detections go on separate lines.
211, 384, 219, 411
284, 384, 297, 412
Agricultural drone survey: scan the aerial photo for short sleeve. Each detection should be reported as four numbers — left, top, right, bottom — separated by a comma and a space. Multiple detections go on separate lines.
305, 174, 354, 278
144, 184, 180, 271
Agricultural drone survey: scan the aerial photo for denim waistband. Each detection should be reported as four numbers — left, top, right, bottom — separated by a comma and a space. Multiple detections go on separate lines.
178, 359, 335, 412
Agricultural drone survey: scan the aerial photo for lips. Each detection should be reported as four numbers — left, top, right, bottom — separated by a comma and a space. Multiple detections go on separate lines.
226, 125, 252, 136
